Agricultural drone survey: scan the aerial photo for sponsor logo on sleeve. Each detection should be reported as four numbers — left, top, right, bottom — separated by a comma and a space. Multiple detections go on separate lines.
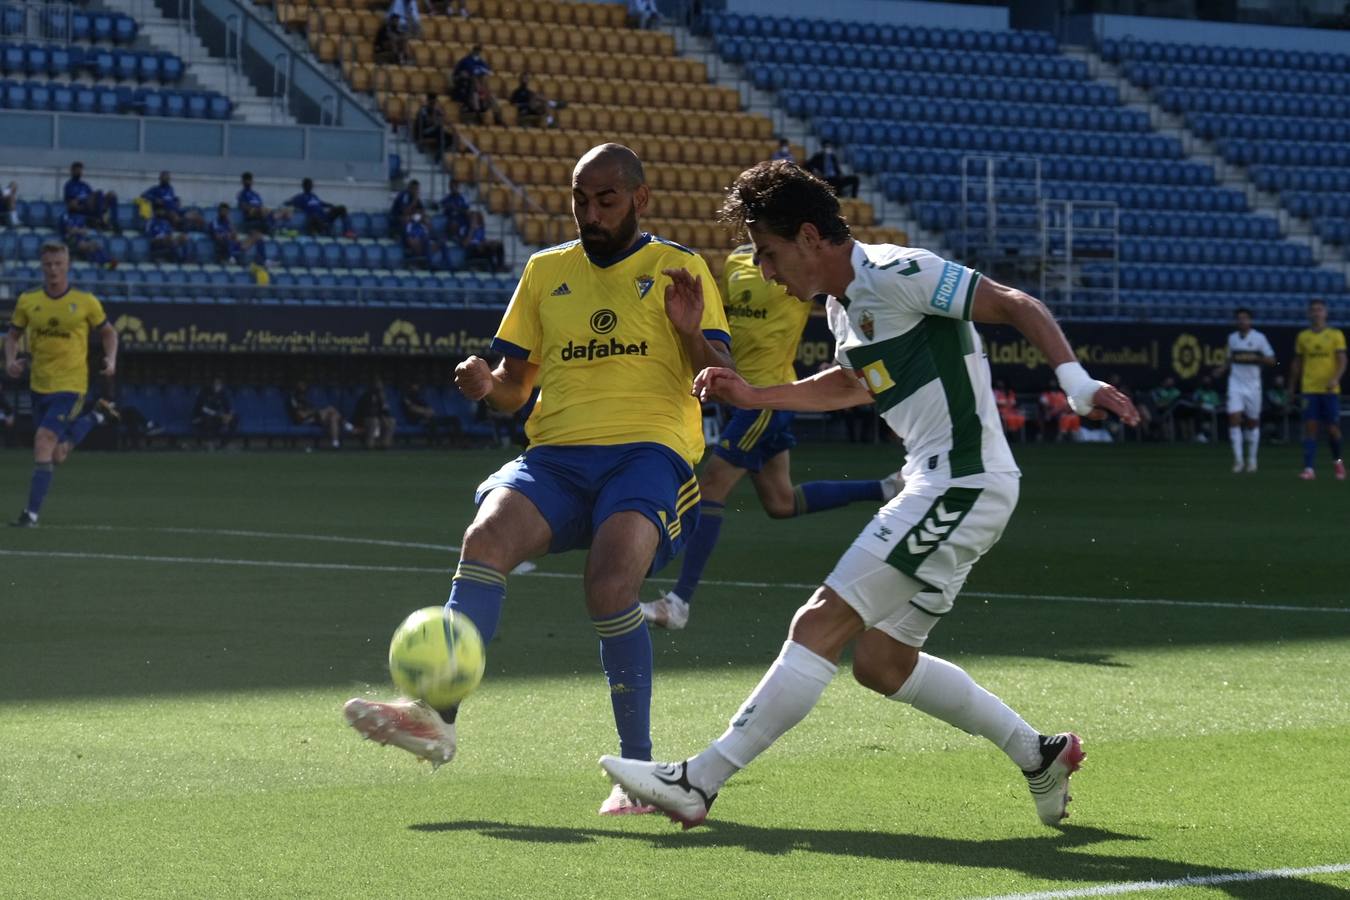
929, 260, 963, 312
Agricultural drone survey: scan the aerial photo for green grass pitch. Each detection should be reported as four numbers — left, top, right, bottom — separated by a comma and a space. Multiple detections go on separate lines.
2, 442, 1348, 899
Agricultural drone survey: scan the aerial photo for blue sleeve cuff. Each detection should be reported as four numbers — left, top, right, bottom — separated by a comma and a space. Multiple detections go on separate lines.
703, 329, 731, 349
492, 337, 531, 359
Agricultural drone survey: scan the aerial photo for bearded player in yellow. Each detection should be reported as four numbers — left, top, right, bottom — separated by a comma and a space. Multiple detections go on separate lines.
642, 243, 902, 630
344, 144, 733, 815
5, 241, 119, 527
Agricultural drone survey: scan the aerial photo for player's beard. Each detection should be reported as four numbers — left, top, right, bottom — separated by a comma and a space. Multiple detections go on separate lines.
578, 202, 640, 261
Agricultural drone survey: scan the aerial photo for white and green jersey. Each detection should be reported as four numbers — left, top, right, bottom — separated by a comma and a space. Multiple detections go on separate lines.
827, 242, 1019, 481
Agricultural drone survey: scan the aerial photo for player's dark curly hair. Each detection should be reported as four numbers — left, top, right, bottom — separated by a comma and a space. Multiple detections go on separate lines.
718, 161, 851, 244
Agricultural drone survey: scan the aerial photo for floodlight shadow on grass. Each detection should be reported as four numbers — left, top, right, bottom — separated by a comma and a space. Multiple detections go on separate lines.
407, 821, 1348, 898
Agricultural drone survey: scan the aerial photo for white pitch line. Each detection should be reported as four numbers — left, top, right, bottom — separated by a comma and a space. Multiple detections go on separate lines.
3, 546, 1350, 616
52, 524, 460, 553
976, 861, 1350, 899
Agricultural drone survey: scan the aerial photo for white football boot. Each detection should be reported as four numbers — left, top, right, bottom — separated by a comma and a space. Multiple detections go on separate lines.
599, 756, 716, 829
343, 697, 456, 769
597, 782, 657, 816
1022, 732, 1085, 826
641, 591, 690, 630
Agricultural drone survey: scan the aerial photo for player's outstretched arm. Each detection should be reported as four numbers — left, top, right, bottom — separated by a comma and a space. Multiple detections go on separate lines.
4, 326, 23, 378
695, 364, 873, 412
98, 322, 118, 377
971, 277, 1139, 426
455, 354, 537, 412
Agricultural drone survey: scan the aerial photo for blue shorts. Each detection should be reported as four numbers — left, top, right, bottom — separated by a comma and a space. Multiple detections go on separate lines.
32, 391, 85, 437
1302, 394, 1341, 425
475, 442, 699, 574
711, 407, 797, 472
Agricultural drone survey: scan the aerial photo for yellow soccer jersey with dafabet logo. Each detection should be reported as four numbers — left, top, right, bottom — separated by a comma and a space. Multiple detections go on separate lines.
10, 286, 107, 394
492, 234, 730, 465
720, 245, 812, 387
1295, 327, 1346, 394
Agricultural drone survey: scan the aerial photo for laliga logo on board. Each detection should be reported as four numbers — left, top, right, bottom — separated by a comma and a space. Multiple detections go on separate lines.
382, 319, 421, 349
114, 315, 148, 343
1171, 333, 1201, 379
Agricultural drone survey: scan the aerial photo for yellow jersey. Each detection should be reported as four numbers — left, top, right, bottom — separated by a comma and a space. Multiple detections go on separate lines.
1295, 327, 1346, 394
720, 245, 812, 388
10, 286, 107, 394
493, 234, 730, 466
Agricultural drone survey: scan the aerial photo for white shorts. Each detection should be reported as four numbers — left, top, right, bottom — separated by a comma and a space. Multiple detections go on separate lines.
1226, 383, 1262, 420
823, 471, 1019, 647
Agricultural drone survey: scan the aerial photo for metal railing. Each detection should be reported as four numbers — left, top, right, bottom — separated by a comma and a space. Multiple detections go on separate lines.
271, 51, 290, 122
224, 12, 243, 100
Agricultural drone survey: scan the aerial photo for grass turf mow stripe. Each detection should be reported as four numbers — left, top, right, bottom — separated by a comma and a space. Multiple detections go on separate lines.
4, 544, 1350, 616
976, 861, 1350, 899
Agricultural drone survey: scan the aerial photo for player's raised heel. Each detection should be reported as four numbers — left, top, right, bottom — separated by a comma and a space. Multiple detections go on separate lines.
599, 756, 716, 829
343, 697, 457, 769
1023, 732, 1085, 827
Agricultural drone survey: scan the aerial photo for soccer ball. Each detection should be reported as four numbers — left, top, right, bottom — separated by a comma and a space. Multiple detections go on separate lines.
388, 606, 486, 708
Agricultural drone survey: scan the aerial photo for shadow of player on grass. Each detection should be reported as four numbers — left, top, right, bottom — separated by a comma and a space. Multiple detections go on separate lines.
409, 820, 1345, 899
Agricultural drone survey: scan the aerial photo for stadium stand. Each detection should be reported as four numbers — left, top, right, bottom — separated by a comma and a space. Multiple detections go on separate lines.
1102, 37, 1350, 252
292, 0, 906, 276
691, 11, 1349, 323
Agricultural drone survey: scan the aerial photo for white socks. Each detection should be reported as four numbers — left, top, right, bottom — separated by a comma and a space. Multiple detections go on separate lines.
688, 641, 836, 794
889, 653, 1042, 771
1245, 428, 1260, 466
1232, 426, 1261, 467
1230, 426, 1243, 465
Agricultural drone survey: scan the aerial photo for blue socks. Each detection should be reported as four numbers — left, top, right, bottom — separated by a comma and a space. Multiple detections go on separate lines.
1303, 439, 1317, 469
795, 479, 884, 515
445, 560, 506, 643
673, 501, 724, 604
1332, 434, 1343, 461
593, 603, 653, 760
26, 462, 53, 517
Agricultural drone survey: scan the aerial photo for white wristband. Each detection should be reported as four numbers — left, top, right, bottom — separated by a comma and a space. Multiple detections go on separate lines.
1054, 361, 1104, 416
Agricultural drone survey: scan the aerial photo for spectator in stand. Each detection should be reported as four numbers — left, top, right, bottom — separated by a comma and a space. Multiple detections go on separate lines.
993, 379, 1025, 437
1190, 374, 1220, 443
1264, 373, 1293, 440
627, 0, 659, 29
145, 205, 188, 263
287, 381, 349, 449
510, 73, 562, 128
63, 162, 116, 230
2, 180, 18, 227
806, 140, 860, 198
0, 391, 15, 446
463, 71, 506, 126
354, 377, 397, 449
412, 94, 452, 153
403, 211, 443, 269
459, 209, 504, 272
431, 0, 469, 17
193, 376, 238, 448
141, 171, 206, 231
209, 203, 263, 267
400, 381, 455, 440
1038, 380, 1080, 441
388, 0, 421, 35
287, 178, 354, 238
390, 179, 425, 235
771, 138, 794, 162
373, 12, 409, 65
237, 171, 291, 234
59, 205, 115, 268
440, 180, 470, 237
451, 46, 489, 103
1149, 375, 1182, 441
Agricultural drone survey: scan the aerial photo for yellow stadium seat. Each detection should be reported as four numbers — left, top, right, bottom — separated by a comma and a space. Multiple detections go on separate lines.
554, 3, 576, 25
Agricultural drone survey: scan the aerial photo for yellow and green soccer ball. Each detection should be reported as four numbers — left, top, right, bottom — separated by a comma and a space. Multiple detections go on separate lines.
388, 606, 485, 708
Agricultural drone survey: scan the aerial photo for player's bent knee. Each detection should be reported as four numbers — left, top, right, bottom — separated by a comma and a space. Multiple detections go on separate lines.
764, 498, 796, 519
786, 587, 864, 662
852, 634, 920, 696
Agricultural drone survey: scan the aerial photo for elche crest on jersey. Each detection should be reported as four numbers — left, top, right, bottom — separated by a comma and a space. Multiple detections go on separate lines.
859, 310, 875, 341
635, 275, 655, 299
